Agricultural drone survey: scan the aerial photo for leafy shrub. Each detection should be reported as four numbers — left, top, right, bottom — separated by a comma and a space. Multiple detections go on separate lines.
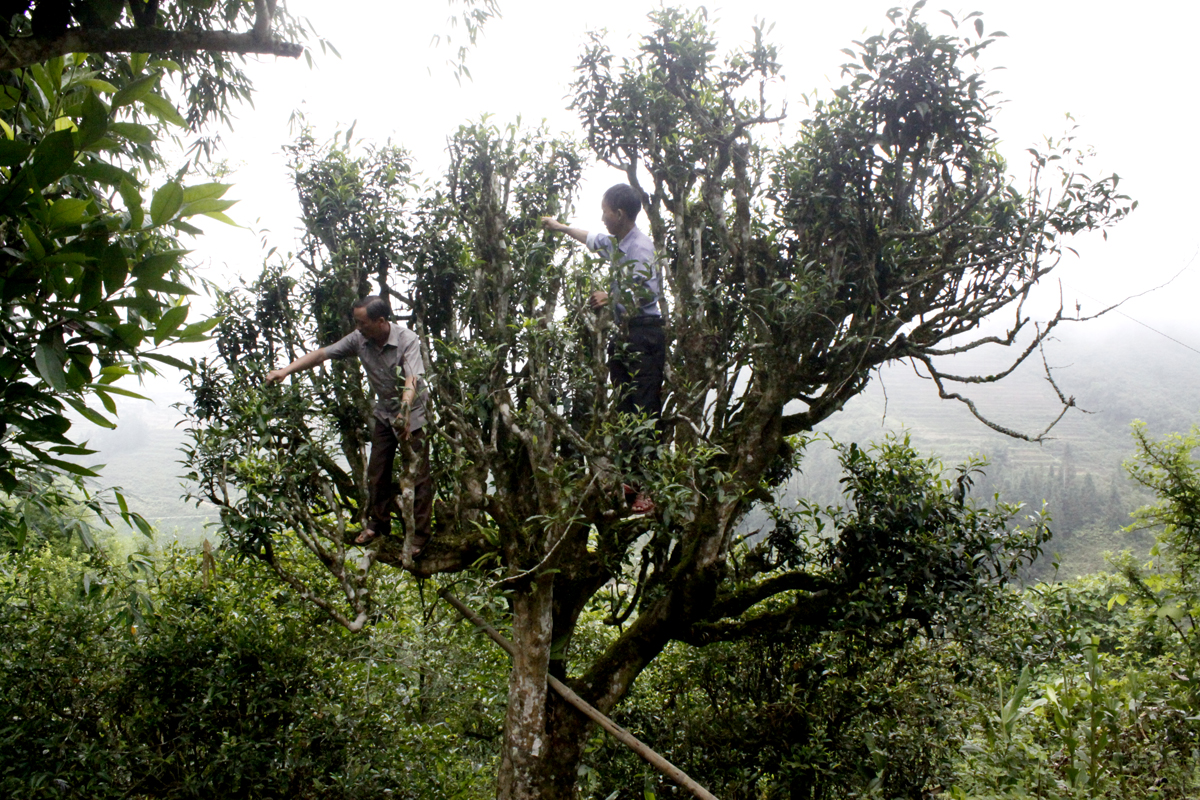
0, 543, 501, 799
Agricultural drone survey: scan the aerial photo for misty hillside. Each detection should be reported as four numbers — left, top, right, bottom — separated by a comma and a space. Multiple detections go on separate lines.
785, 321, 1200, 577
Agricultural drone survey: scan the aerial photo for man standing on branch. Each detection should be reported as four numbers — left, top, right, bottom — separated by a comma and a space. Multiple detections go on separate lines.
542, 183, 665, 514
264, 296, 433, 553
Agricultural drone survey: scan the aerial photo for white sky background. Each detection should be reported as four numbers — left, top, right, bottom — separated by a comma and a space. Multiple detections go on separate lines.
184, 0, 1200, 336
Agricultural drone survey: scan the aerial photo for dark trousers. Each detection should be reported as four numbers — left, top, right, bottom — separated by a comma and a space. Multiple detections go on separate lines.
609, 319, 666, 479
367, 420, 433, 545
608, 318, 666, 419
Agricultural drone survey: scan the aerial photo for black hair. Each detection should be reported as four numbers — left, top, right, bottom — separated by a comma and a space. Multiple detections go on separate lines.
602, 184, 641, 221
352, 295, 391, 321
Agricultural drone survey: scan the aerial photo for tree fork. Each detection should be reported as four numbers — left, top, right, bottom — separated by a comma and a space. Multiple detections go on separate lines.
440, 589, 719, 800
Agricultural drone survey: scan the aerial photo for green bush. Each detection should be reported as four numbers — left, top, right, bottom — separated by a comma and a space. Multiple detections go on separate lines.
0, 543, 501, 799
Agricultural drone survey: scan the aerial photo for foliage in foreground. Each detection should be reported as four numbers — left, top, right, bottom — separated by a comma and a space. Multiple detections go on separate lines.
584, 573, 1200, 800
0, 542, 503, 799
580, 424, 1200, 799
7, 423, 1200, 798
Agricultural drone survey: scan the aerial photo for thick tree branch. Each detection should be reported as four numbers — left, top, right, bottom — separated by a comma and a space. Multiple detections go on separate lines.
0, 27, 303, 72
705, 570, 832, 623
680, 594, 838, 645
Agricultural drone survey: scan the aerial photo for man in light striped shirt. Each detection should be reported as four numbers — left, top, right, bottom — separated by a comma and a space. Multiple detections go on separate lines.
542, 184, 665, 514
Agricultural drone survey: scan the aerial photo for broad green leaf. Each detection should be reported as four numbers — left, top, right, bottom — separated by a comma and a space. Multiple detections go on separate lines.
47, 197, 92, 228
80, 79, 118, 94
66, 397, 115, 429
137, 276, 195, 296
149, 181, 183, 226
77, 265, 103, 310
181, 182, 232, 202
133, 249, 187, 281
35, 455, 100, 478
95, 386, 117, 414
107, 122, 156, 145
140, 352, 192, 371
48, 444, 97, 456
141, 93, 187, 127
75, 159, 137, 187
44, 58, 63, 93
101, 244, 129, 296
128, 511, 154, 538
98, 365, 132, 378
177, 317, 220, 338
170, 218, 204, 236
111, 74, 159, 110
113, 322, 144, 348
0, 138, 31, 165
19, 221, 46, 260
77, 91, 110, 148
34, 341, 68, 392
179, 197, 236, 217
118, 179, 143, 228
86, 383, 149, 400
154, 304, 189, 344
30, 129, 76, 188
202, 211, 240, 226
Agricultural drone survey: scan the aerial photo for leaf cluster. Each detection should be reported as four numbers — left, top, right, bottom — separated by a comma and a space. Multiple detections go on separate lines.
0, 52, 225, 505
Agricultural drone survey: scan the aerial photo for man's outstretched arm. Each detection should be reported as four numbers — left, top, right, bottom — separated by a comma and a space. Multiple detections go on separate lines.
541, 217, 610, 308
265, 349, 329, 385
541, 216, 590, 245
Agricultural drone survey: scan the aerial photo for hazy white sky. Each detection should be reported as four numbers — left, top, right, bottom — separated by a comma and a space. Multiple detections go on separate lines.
183, 0, 1200, 344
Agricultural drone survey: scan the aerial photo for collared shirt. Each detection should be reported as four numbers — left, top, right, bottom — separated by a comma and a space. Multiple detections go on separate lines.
325, 323, 428, 430
586, 226, 662, 321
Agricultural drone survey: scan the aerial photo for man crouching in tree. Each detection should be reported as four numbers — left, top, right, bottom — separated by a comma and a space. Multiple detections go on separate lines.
542, 183, 665, 514
264, 296, 433, 554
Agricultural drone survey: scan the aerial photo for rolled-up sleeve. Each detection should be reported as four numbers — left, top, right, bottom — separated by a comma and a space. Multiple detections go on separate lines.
324, 331, 361, 360
586, 231, 613, 254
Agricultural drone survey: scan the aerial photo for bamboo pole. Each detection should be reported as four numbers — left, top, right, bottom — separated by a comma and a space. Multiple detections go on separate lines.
439, 589, 719, 800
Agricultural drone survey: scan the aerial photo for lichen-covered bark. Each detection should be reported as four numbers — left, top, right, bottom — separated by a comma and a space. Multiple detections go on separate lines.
497, 572, 556, 800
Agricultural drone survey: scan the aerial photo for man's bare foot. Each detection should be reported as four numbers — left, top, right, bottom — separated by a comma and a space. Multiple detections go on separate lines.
630, 493, 655, 515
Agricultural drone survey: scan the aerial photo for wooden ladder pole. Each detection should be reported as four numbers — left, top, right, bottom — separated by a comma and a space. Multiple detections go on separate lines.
439, 589, 719, 800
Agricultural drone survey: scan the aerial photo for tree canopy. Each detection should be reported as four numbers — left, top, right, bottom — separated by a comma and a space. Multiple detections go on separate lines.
182, 6, 1132, 798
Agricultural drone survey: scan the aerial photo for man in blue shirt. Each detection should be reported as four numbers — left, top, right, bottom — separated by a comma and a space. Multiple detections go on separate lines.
264, 296, 433, 553
542, 184, 665, 513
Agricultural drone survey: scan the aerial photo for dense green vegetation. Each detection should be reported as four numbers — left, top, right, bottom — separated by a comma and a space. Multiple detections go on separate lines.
2, 2, 1193, 798
5, 421, 1200, 798
0, 539, 505, 798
